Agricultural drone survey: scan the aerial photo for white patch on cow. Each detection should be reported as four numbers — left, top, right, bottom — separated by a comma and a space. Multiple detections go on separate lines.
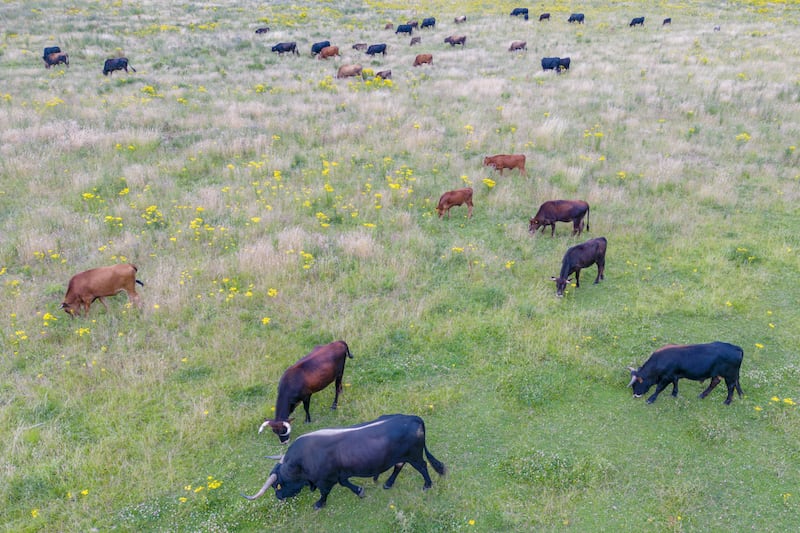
297, 419, 387, 440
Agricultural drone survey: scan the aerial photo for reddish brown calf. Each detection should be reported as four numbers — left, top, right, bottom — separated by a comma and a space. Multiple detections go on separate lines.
483, 154, 526, 175
61, 264, 143, 317
437, 187, 473, 219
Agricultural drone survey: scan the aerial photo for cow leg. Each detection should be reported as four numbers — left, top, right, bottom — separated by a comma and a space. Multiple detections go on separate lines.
339, 477, 365, 498
574, 269, 581, 288
408, 460, 434, 489
647, 380, 671, 403
302, 397, 312, 422
383, 463, 405, 489
467, 201, 473, 218
313, 488, 332, 509
699, 376, 721, 399
331, 374, 342, 410
594, 259, 605, 284
96, 296, 110, 312
550, 224, 556, 237
671, 378, 679, 397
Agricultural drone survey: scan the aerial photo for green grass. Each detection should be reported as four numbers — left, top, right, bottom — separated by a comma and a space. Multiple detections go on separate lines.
2, 0, 800, 531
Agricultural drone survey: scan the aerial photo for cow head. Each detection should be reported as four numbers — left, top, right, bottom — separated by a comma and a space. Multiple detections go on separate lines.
483, 156, 493, 167
529, 218, 542, 233
627, 367, 652, 398
60, 301, 79, 317
243, 461, 306, 502
550, 276, 573, 297
259, 418, 294, 444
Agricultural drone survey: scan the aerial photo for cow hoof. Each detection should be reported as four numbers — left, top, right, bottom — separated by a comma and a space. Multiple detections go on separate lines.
383, 482, 393, 490
357, 487, 365, 498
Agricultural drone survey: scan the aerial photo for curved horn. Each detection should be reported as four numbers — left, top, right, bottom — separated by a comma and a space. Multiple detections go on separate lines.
258, 420, 271, 434
242, 473, 278, 500
279, 421, 291, 437
627, 375, 637, 388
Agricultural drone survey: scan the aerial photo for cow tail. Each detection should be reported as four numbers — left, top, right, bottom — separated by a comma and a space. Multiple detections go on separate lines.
424, 445, 446, 476
586, 205, 590, 232
136, 279, 145, 287
130, 65, 137, 72
345, 341, 353, 359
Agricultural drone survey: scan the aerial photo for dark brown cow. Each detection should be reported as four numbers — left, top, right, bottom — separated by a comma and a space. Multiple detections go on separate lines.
444, 35, 467, 47
317, 46, 340, 59
61, 264, 143, 317
44, 52, 69, 68
551, 237, 606, 297
375, 69, 392, 80
413, 53, 433, 66
529, 200, 590, 237
436, 187, 473, 219
483, 154, 526, 175
260, 341, 354, 444
336, 64, 363, 78
410, 36, 421, 46
352, 43, 368, 51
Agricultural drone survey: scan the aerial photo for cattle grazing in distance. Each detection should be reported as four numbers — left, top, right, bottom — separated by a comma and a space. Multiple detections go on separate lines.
255, 27, 270, 34
103, 57, 136, 76
437, 188, 473, 219
43, 46, 61, 57
454, 15, 467, 24
375, 69, 392, 80
421, 17, 436, 29
406, 20, 419, 29
663, 17, 672, 25
366, 43, 387, 56
44, 52, 69, 68
336, 64, 363, 78
508, 40, 527, 52
244, 414, 446, 509
628, 342, 744, 404
558, 57, 571, 70
384, 22, 394, 30
630, 17, 645, 27
551, 237, 606, 297
352, 43, 368, 51
568, 13, 585, 23
317, 46, 339, 60
539, 13, 551, 21
271, 42, 298, 55
714, 25, 721, 31
395, 23, 413, 35
483, 154, 526, 175
510, 7, 529, 20
410, 36, 421, 46
529, 200, 590, 237
444, 35, 467, 47
259, 341, 353, 444
413, 53, 433, 66
311, 40, 331, 56
61, 264, 143, 317
542, 57, 569, 72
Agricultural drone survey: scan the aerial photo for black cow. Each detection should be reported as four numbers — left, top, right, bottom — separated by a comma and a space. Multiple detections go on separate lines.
395, 24, 413, 35
510, 8, 529, 19
421, 17, 436, 29
43, 46, 61, 57
255, 27, 270, 34
551, 237, 606, 297
568, 13, 585, 23
541, 57, 561, 71
663, 17, 672, 25
103, 57, 135, 76
44, 52, 69, 68
558, 57, 571, 70
259, 341, 353, 444
244, 414, 446, 509
628, 342, 744, 404
539, 13, 550, 21
271, 42, 298, 55
366, 43, 387, 56
311, 40, 331, 56
630, 17, 645, 27
529, 200, 589, 237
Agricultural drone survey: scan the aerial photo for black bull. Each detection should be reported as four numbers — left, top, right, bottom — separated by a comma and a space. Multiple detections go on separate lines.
244, 414, 446, 509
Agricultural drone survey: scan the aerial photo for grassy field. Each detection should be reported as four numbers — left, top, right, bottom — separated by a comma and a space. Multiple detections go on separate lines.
2, 0, 800, 531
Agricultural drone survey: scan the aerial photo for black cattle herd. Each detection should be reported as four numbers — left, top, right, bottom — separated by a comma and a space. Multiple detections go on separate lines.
39, 8, 746, 510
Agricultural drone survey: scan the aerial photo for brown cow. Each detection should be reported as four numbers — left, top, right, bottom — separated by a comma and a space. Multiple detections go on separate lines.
44, 52, 69, 68
61, 264, 143, 317
529, 200, 590, 237
384, 23, 394, 30
406, 19, 419, 29
410, 36, 421, 46
375, 69, 392, 80
454, 15, 467, 24
436, 187, 473, 219
483, 154, 526, 175
259, 340, 353, 444
317, 46, 340, 59
444, 35, 467, 47
413, 53, 433, 66
336, 64, 363, 78
352, 43, 368, 51
508, 40, 527, 52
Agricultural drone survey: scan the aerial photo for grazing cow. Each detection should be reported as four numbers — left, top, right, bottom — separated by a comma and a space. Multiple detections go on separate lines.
444, 35, 467, 47
336, 64, 363, 79
352, 43, 368, 51
510, 8, 529, 18
44, 52, 69, 68
508, 40, 527, 52
539, 13, 551, 21
259, 341, 353, 444
568, 13, 585, 23
255, 27, 270, 34
714, 25, 721, 31
61, 264, 143, 317
410, 36, 421, 46
395, 24, 413, 35
550, 237, 606, 297
628, 342, 744, 405
271, 42, 298, 55
43, 46, 61, 57
454, 15, 467, 24
529, 200, 590, 237
311, 40, 331, 56
366, 43, 387, 56
384, 23, 394, 30
102, 57, 135, 76
630, 17, 645, 27
375, 69, 392, 80
413, 53, 433, 67
558, 57, 571, 70
663, 17, 672, 25
245, 414, 446, 509
406, 20, 419, 29
436, 188, 473, 219
317, 46, 340, 60
421, 17, 436, 29
541, 57, 561, 71
483, 154, 526, 175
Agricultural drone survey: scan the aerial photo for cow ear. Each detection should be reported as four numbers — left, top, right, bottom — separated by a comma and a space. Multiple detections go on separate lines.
637, 376, 643, 383
550, 276, 558, 281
